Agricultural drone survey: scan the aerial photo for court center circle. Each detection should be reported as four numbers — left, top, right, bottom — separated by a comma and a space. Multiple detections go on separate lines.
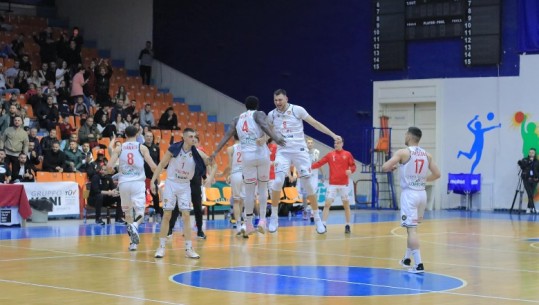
171, 265, 465, 297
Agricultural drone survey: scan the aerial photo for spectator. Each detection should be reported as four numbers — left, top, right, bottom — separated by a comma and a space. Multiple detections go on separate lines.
157, 107, 179, 130
7, 104, 19, 127
19, 108, 30, 129
58, 121, 77, 145
11, 153, 36, 183
5, 60, 20, 79
46, 61, 57, 84
57, 99, 71, 118
42, 140, 67, 172
70, 66, 87, 105
96, 113, 115, 138
43, 81, 58, 103
32, 29, 57, 65
27, 85, 46, 115
27, 70, 44, 88
69, 27, 84, 53
94, 59, 112, 107
115, 85, 129, 104
78, 142, 94, 172
0, 115, 28, 170
112, 113, 127, 137
60, 133, 79, 150
4, 74, 19, 96
26, 141, 42, 166
0, 149, 11, 183
123, 100, 138, 118
11, 34, 25, 59
93, 104, 110, 124
37, 95, 59, 130
27, 127, 42, 155
19, 54, 31, 74
0, 63, 19, 96
40, 128, 58, 153
84, 59, 97, 98
87, 162, 116, 225
0, 41, 17, 59
110, 99, 125, 123
73, 95, 89, 118
57, 79, 70, 102
14, 70, 29, 94
56, 61, 69, 88
139, 103, 155, 128
37, 62, 49, 87
65, 40, 81, 70
64, 139, 83, 172
0, 105, 8, 134
138, 41, 153, 85
78, 116, 100, 147
56, 31, 70, 64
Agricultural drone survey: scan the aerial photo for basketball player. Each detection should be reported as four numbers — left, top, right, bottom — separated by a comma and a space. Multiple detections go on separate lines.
223, 134, 247, 237
107, 125, 158, 251
382, 127, 440, 273
268, 89, 341, 234
299, 137, 322, 221
211, 96, 285, 235
151, 128, 216, 259
312, 137, 355, 233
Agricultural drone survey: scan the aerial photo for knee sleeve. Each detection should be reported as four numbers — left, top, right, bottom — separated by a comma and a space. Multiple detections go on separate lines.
300, 176, 315, 196
272, 172, 286, 192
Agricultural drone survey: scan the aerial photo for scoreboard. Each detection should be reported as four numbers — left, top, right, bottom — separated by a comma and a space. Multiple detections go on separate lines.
373, 0, 501, 70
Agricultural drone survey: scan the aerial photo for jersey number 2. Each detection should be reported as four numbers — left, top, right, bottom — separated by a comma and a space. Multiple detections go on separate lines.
415, 159, 424, 174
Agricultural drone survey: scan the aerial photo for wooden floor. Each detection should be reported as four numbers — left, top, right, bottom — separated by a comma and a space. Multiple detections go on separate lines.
1, 210, 538, 305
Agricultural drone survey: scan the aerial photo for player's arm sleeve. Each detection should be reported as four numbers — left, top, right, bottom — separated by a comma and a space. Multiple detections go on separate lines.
348, 152, 356, 173
312, 154, 329, 169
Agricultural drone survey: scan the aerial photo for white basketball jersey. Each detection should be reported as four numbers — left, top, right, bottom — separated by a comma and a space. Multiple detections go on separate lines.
118, 142, 146, 184
268, 104, 309, 152
167, 147, 196, 183
236, 110, 264, 153
400, 146, 429, 191
231, 144, 242, 174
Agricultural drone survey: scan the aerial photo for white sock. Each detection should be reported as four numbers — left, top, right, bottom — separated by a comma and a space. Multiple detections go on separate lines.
271, 206, 278, 219
159, 237, 166, 247
404, 248, 412, 259
411, 249, 422, 265
313, 209, 321, 221
185, 240, 192, 249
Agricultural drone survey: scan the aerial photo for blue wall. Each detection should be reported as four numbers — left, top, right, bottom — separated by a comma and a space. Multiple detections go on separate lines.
154, 0, 519, 162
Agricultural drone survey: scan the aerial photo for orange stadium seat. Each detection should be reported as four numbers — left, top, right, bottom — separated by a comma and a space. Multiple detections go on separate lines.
36, 172, 62, 182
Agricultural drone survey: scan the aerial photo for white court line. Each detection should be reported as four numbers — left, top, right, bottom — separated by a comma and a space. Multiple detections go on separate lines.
0, 278, 184, 304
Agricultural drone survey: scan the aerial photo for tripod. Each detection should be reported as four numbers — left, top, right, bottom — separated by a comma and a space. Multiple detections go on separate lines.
510, 170, 524, 214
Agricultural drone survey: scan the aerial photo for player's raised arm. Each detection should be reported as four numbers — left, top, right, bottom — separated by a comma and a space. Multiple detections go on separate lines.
303, 115, 341, 142
211, 117, 239, 160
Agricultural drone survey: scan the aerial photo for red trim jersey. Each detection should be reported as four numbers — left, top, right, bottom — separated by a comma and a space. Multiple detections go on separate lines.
312, 149, 356, 186
268, 143, 278, 180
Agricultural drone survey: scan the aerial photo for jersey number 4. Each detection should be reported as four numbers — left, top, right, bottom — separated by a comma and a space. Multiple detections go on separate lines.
242, 121, 249, 132
415, 159, 424, 174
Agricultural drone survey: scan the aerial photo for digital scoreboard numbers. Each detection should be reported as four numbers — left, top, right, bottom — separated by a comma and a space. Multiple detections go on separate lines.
373, 0, 406, 71
373, 0, 501, 71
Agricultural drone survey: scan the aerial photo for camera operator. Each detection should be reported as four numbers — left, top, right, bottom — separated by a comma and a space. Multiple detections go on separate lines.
518, 147, 539, 213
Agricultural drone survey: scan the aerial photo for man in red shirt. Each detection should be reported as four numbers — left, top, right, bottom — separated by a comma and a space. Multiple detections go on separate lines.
312, 138, 356, 234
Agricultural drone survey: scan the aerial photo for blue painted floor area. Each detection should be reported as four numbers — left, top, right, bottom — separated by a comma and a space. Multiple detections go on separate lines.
171, 266, 465, 296
0, 209, 536, 241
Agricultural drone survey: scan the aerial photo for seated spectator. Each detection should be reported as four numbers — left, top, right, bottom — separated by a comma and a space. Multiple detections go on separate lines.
87, 163, 122, 225
40, 128, 58, 153
0, 105, 9, 135
19, 108, 30, 129
42, 140, 68, 172
64, 140, 83, 172
37, 63, 49, 87
0, 41, 16, 59
5, 60, 19, 79
5, 75, 20, 96
96, 113, 116, 138
78, 116, 100, 147
37, 96, 59, 130
73, 95, 89, 118
27, 70, 44, 88
11, 34, 25, 60
27, 127, 42, 154
11, 153, 36, 183
110, 99, 125, 122
43, 81, 58, 103
57, 80, 70, 102
57, 99, 71, 118
158, 107, 179, 130
139, 103, 155, 128
14, 70, 29, 94
0, 149, 11, 183
93, 104, 110, 123
0, 63, 20, 96
19, 54, 31, 74
60, 133, 79, 150
115, 85, 129, 104
123, 99, 138, 118
57, 115, 77, 141
27, 141, 42, 166
112, 113, 127, 137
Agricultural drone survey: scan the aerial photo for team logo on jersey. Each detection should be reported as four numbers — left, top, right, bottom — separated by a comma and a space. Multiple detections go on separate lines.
402, 215, 407, 221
